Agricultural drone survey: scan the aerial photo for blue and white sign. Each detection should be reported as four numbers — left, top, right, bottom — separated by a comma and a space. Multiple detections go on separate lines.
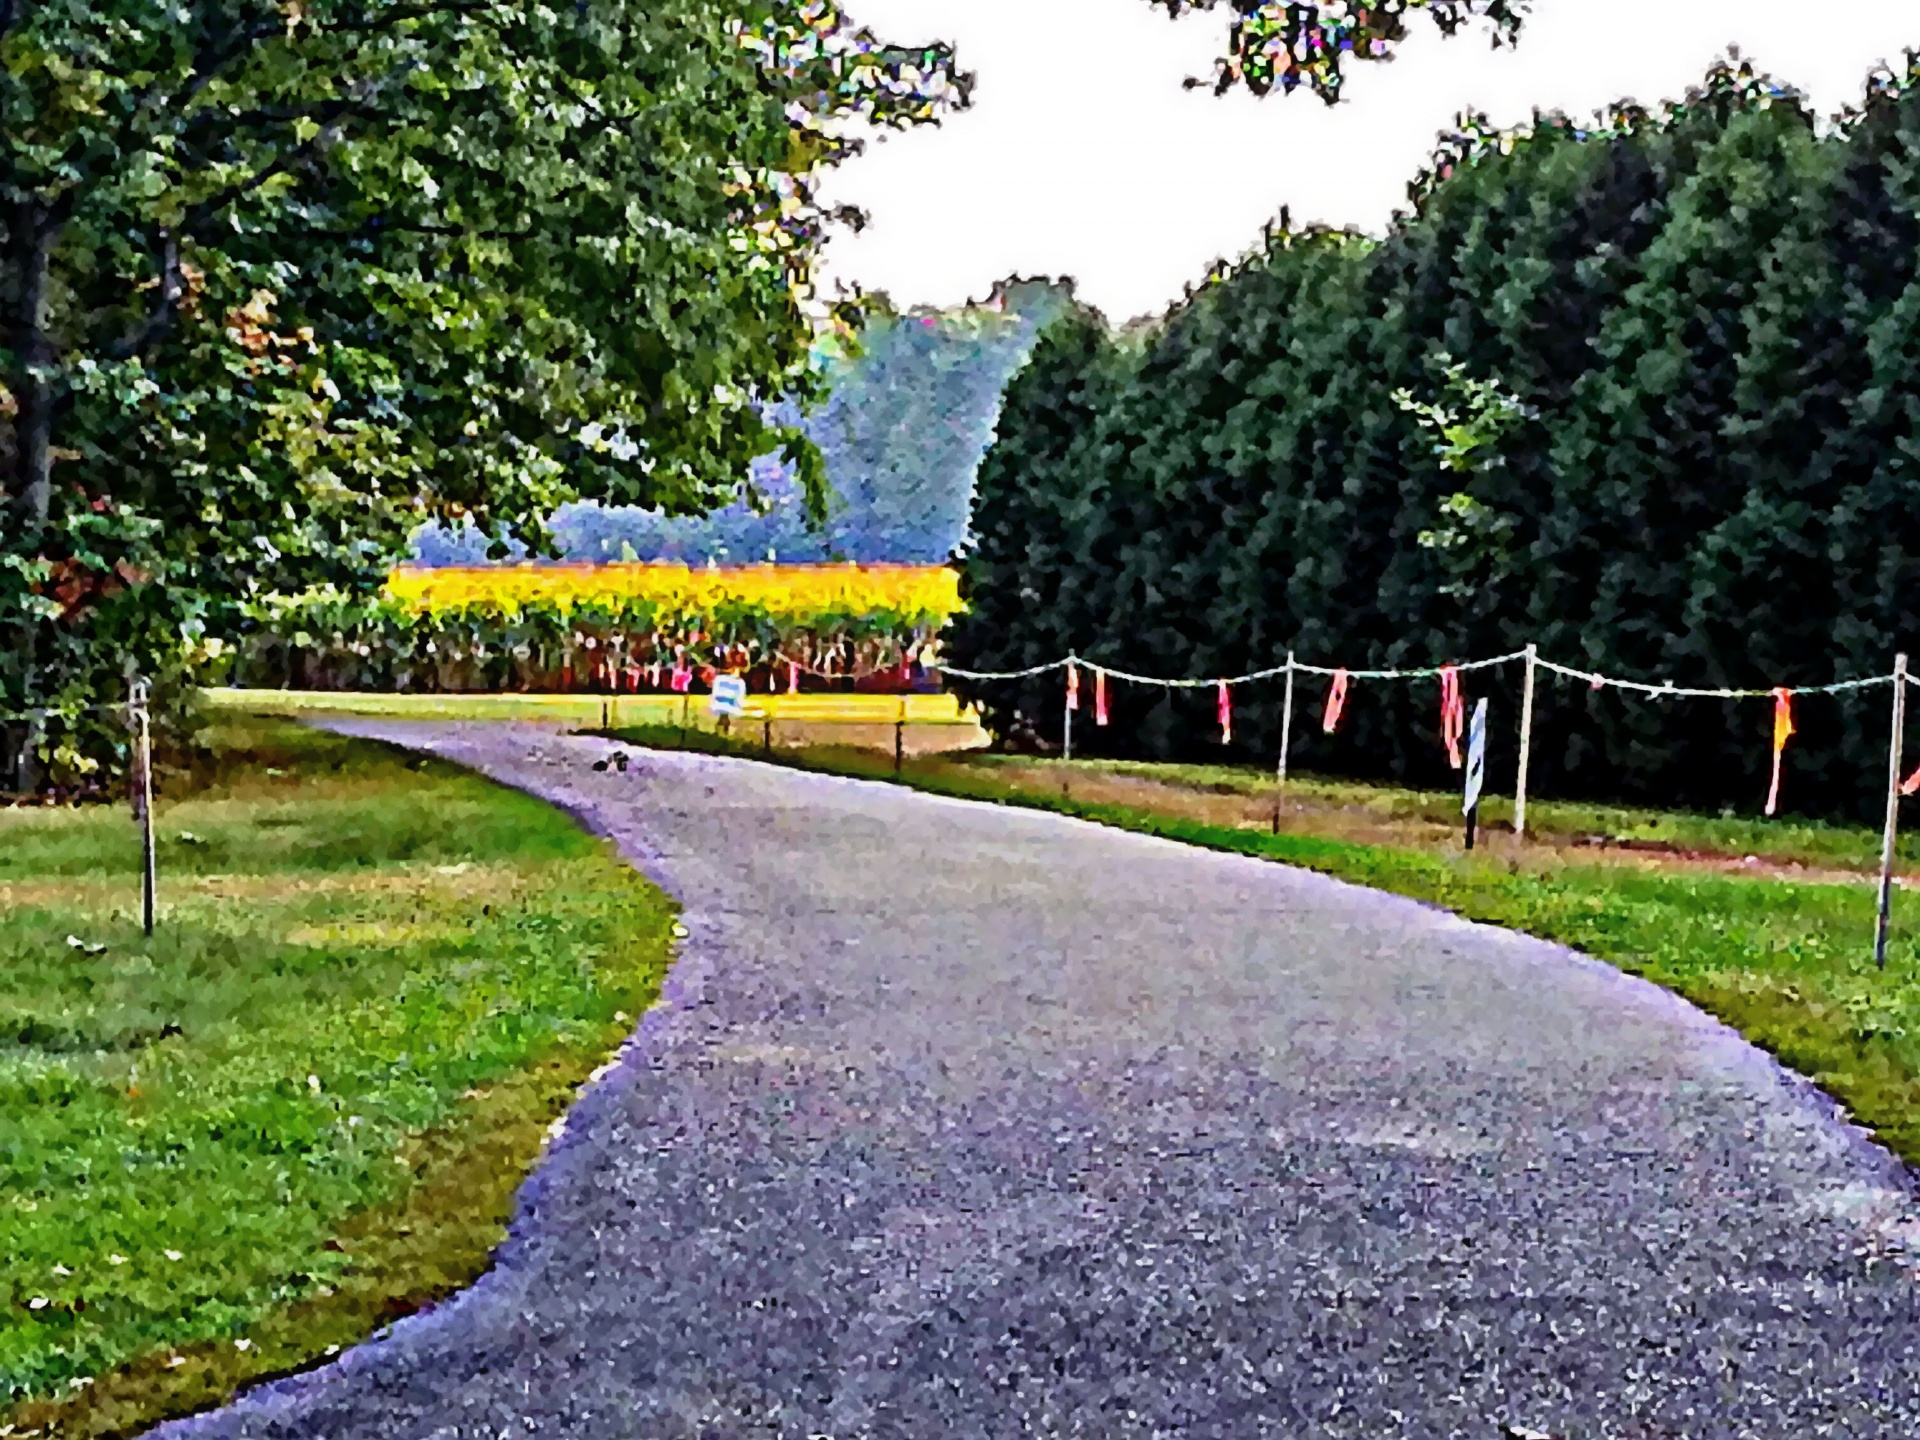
1463, 697, 1489, 816
709, 674, 748, 717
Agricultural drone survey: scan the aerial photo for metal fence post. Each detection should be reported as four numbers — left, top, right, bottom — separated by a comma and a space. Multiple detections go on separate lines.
1062, 658, 1075, 764
1514, 643, 1539, 839
1877, 653, 1908, 970
1277, 651, 1296, 786
1273, 652, 1296, 835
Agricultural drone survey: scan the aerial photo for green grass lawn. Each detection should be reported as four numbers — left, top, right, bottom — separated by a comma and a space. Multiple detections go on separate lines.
603, 723, 1920, 1170
973, 753, 1913, 874
2, 720, 674, 1437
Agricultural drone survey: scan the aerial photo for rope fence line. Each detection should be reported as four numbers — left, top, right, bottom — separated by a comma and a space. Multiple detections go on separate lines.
936, 658, 1074, 682
944, 649, 1895, 695
766, 647, 940, 685
1536, 658, 1893, 700
940, 643, 1920, 968
10, 645, 1919, 961
1291, 650, 1533, 681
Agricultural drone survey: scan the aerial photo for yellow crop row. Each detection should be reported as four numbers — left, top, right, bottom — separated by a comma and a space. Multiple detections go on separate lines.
384, 562, 963, 622
202, 688, 976, 724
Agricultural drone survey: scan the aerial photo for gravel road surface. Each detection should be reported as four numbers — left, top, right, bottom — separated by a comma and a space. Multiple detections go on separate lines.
159, 721, 1920, 1439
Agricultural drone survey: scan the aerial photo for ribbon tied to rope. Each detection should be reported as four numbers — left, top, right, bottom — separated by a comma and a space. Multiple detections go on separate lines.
1439, 664, 1465, 770
1765, 687, 1795, 817
1322, 669, 1351, 734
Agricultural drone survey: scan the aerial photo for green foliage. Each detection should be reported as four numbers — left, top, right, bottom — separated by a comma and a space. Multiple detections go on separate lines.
949, 301, 1130, 738
949, 55, 1920, 823
1394, 352, 1531, 599
469, 278, 1076, 566
1392, 351, 1534, 475
0, 0, 962, 790
1153, 0, 1528, 103
0, 720, 673, 1404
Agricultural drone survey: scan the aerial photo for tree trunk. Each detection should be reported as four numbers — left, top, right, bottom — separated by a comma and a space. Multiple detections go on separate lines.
6, 209, 56, 793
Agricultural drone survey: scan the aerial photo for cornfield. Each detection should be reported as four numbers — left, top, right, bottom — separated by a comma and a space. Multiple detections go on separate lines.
220, 563, 964, 695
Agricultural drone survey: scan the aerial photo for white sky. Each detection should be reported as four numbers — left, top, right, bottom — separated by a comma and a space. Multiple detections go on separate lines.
815, 0, 1920, 324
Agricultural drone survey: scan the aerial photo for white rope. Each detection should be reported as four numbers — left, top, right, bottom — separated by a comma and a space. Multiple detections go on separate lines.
957, 650, 1527, 690
936, 648, 1893, 698
1536, 658, 1892, 699
1087, 658, 1290, 690
1290, 650, 1531, 681
938, 658, 1075, 681
12, 650, 1898, 720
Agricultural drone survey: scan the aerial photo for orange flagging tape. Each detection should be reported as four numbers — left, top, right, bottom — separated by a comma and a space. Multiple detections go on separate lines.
1439, 665, 1465, 769
1323, 670, 1350, 734
1901, 754, 1920, 798
1765, 688, 1796, 816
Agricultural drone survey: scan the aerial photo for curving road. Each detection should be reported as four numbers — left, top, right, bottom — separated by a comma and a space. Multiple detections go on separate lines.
160, 721, 1920, 1439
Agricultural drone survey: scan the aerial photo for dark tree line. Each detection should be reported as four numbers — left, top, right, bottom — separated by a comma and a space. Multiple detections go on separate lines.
948, 57, 1920, 822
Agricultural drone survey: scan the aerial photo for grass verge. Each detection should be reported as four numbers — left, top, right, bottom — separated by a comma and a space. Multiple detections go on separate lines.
976, 754, 1917, 875
3, 720, 674, 1438
601, 723, 1920, 1171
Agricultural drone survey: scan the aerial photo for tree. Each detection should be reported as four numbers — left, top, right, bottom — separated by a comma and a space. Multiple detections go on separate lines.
953, 54, 1920, 821
486, 278, 1073, 567
808, 300, 1046, 562
1393, 354, 1534, 599
1155, 0, 1529, 102
0, 0, 964, 787
943, 302, 1118, 744
1540, 69, 1828, 806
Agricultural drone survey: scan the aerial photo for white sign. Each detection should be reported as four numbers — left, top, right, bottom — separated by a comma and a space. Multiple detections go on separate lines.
1463, 697, 1488, 816
709, 674, 747, 717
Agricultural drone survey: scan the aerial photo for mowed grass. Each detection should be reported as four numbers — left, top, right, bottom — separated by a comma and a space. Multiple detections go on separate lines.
981, 754, 1913, 874
2, 720, 674, 1435
604, 724, 1920, 1167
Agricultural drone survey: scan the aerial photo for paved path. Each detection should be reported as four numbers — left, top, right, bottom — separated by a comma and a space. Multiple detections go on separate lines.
163, 722, 1920, 1439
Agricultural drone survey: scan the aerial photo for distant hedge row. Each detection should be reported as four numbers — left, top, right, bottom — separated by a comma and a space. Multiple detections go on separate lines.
946, 59, 1920, 823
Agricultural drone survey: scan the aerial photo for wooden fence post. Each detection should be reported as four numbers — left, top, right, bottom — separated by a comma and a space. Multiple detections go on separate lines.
130, 679, 156, 938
